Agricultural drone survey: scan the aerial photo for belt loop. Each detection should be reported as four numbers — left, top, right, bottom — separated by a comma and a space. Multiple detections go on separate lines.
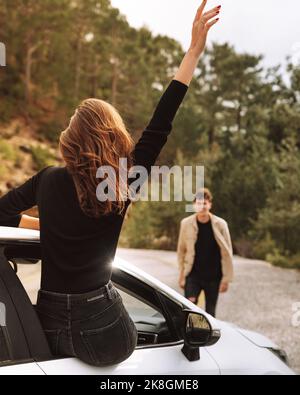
105, 284, 112, 300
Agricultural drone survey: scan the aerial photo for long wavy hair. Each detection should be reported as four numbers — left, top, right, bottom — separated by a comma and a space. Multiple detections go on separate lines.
59, 98, 135, 218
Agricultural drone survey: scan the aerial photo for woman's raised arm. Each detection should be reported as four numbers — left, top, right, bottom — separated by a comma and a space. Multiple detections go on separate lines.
131, 1, 221, 176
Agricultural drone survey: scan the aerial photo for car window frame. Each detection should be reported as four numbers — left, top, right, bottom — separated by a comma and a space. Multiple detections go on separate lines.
0, 240, 53, 368
112, 267, 185, 347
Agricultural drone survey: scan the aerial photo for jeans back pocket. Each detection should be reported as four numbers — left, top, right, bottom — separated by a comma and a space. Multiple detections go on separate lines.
80, 308, 133, 367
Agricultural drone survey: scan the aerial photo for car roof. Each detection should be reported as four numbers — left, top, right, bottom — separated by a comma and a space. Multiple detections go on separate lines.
0, 226, 40, 242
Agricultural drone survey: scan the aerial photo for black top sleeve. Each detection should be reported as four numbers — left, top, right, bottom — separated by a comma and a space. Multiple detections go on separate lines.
0, 166, 52, 227
131, 79, 188, 174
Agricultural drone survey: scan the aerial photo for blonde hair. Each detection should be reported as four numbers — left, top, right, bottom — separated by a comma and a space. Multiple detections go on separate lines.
59, 98, 135, 218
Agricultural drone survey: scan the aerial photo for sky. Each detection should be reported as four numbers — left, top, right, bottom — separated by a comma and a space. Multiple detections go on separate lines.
111, 0, 300, 73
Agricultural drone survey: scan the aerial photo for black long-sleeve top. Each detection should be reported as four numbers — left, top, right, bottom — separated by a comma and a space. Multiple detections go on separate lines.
0, 79, 188, 293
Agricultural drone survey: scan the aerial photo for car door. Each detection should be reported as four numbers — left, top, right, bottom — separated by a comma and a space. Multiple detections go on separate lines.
0, 242, 50, 375
37, 269, 220, 375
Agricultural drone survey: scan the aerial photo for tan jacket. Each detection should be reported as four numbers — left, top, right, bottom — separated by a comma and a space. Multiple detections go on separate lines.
177, 212, 234, 283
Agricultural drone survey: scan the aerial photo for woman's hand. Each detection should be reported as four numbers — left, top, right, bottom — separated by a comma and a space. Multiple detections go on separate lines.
174, 1, 222, 86
19, 214, 40, 230
189, 1, 221, 58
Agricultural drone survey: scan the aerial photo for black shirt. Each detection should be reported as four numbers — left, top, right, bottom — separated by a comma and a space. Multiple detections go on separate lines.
0, 80, 188, 293
189, 218, 222, 281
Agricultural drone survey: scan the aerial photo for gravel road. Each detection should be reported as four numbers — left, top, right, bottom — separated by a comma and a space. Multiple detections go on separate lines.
18, 248, 300, 373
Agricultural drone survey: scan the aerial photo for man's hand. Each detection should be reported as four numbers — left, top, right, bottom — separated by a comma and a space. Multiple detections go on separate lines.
219, 282, 229, 293
179, 275, 186, 289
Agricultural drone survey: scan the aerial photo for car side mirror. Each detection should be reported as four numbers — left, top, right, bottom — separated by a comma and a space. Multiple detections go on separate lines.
181, 310, 221, 361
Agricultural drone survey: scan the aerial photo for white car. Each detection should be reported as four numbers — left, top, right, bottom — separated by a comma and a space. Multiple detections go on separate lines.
0, 227, 296, 375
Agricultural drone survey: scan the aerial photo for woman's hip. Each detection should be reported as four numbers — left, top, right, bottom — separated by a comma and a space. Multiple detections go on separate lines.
35, 282, 137, 366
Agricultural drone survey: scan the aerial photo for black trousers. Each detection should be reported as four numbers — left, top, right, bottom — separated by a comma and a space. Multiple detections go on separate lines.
35, 281, 138, 367
184, 275, 221, 317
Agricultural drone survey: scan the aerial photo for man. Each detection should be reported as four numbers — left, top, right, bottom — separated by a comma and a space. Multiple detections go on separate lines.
177, 188, 233, 317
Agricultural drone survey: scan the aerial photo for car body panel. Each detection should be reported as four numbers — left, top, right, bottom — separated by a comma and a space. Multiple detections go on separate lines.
37, 345, 220, 375
203, 323, 295, 375
0, 362, 45, 375
0, 227, 40, 242
235, 327, 280, 349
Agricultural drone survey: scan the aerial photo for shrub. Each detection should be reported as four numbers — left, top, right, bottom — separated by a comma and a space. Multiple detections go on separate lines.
0, 163, 7, 180
266, 249, 289, 268
252, 232, 277, 260
121, 201, 156, 249
266, 249, 300, 270
234, 238, 254, 258
287, 253, 300, 270
31, 145, 55, 170
37, 120, 63, 143
0, 138, 19, 162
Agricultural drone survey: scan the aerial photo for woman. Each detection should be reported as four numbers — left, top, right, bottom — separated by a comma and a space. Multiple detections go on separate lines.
0, 1, 221, 366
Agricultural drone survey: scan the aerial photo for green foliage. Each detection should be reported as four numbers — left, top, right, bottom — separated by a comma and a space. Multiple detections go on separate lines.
251, 138, 300, 256
266, 249, 290, 268
31, 145, 55, 170
252, 233, 277, 261
0, 138, 19, 162
37, 120, 64, 143
288, 254, 300, 270
0, 164, 7, 179
121, 201, 156, 249
266, 249, 300, 270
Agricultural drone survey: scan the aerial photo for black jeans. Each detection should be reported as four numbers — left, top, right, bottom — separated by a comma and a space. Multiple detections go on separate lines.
35, 281, 138, 367
184, 275, 221, 318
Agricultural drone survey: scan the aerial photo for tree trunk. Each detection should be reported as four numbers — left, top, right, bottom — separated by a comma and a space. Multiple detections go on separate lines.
111, 59, 119, 106
237, 103, 242, 135
25, 43, 39, 105
75, 36, 83, 101
208, 125, 215, 148
91, 55, 100, 97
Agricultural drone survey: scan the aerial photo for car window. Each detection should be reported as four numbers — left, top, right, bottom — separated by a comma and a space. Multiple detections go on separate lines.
116, 286, 173, 346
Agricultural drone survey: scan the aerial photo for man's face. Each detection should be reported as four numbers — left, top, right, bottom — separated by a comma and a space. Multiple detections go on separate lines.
194, 198, 212, 214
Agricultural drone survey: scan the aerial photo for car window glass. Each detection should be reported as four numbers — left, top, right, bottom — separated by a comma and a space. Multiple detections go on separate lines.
116, 287, 172, 346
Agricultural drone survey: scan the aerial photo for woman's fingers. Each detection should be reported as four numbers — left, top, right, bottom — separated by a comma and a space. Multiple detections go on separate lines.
189, 1, 221, 57
205, 17, 220, 31
194, 0, 208, 23
203, 5, 221, 16
201, 9, 220, 25
202, 6, 221, 19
